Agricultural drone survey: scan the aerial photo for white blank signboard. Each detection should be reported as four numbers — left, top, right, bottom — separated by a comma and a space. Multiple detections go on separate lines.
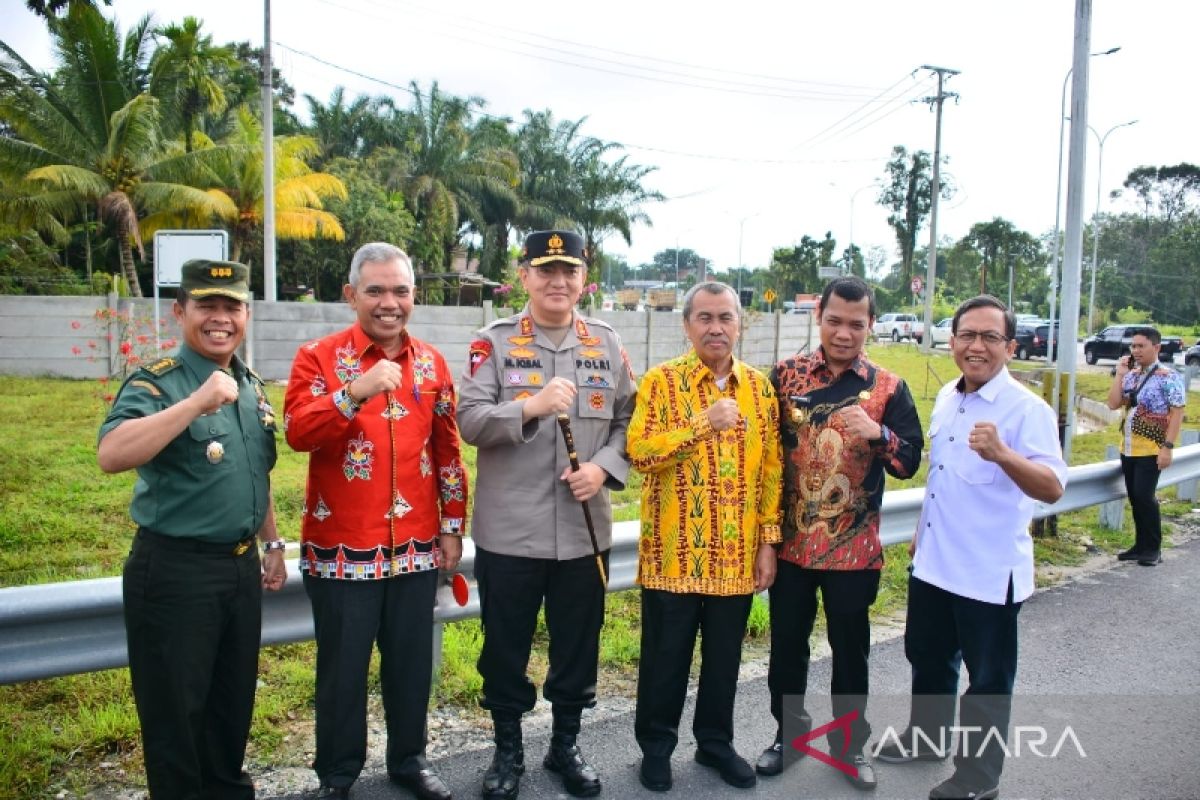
153, 230, 228, 288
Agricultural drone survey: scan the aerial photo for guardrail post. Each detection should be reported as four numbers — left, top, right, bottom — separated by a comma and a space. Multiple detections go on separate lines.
1098, 444, 1125, 530
1177, 430, 1200, 502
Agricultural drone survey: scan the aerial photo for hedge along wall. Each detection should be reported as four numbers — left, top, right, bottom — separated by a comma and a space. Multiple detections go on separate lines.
0, 296, 814, 382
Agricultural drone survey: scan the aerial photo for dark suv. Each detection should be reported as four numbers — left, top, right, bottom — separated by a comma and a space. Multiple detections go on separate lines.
1013, 321, 1059, 361
1185, 341, 1200, 368
1082, 325, 1183, 365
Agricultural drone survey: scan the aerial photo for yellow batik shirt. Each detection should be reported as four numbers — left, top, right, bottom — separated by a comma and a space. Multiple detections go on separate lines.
629, 350, 782, 596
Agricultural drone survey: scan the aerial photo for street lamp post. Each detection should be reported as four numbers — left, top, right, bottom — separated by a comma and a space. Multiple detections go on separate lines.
848, 184, 874, 275
736, 214, 757, 303
1086, 119, 1138, 334
1046, 44, 1120, 415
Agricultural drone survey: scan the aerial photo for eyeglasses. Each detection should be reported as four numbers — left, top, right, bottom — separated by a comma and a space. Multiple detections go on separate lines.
955, 330, 1009, 346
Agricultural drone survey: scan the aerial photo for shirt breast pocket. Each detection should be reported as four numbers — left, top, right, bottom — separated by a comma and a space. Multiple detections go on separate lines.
188, 412, 236, 471
954, 455, 998, 485
576, 368, 615, 420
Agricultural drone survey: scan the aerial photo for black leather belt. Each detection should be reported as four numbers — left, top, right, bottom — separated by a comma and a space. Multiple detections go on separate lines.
137, 527, 255, 556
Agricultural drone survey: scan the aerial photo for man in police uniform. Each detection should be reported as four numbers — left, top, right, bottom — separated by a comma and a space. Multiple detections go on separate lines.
98, 260, 285, 800
458, 230, 635, 799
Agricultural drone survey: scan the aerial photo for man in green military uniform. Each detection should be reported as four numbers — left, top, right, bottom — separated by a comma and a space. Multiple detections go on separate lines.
98, 260, 286, 800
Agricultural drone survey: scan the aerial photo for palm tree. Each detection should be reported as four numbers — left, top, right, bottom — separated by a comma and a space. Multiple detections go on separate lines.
395, 81, 518, 271
203, 107, 348, 264
148, 16, 239, 153
304, 87, 394, 167
0, 5, 235, 296
569, 149, 664, 268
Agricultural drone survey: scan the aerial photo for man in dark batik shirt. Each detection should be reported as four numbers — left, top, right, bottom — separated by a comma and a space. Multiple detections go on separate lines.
758, 277, 923, 792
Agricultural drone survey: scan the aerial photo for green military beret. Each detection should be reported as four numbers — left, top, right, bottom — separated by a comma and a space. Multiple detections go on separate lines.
181, 259, 251, 302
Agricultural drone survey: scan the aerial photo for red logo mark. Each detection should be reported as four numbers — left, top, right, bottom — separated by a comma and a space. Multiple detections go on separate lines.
790, 710, 860, 778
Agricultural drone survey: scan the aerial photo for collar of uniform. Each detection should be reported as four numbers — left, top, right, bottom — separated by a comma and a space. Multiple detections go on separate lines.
176, 342, 245, 381
954, 365, 1010, 402
811, 346, 871, 381
516, 306, 587, 350
350, 321, 412, 361
684, 348, 745, 387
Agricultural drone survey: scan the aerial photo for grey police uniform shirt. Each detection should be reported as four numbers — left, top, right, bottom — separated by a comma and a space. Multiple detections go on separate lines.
458, 308, 635, 560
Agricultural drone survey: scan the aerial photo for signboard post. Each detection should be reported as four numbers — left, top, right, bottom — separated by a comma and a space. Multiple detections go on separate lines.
152, 230, 229, 350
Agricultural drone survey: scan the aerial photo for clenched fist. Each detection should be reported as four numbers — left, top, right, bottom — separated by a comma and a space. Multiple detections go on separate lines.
835, 405, 882, 441
968, 421, 1008, 463
523, 376, 578, 420
351, 360, 404, 402
192, 371, 239, 416
706, 398, 741, 432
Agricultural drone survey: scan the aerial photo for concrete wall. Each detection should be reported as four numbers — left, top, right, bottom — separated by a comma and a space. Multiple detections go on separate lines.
0, 296, 814, 382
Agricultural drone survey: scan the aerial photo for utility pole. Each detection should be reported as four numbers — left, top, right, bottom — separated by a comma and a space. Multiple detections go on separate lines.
919, 65, 959, 353
261, 0, 277, 302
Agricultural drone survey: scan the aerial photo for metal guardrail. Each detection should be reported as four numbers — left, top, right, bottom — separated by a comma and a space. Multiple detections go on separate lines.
2, 444, 1199, 686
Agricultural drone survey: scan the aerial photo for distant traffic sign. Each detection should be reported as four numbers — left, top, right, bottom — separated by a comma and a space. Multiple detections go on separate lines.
763, 289, 777, 304
910, 276, 924, 294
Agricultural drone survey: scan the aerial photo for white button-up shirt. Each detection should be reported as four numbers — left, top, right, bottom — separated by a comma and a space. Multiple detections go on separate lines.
913, 368, 1067, 604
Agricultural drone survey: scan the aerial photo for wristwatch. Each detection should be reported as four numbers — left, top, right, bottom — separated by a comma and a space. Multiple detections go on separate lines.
1161, 442, 1175, 450
262, 539, 287, 553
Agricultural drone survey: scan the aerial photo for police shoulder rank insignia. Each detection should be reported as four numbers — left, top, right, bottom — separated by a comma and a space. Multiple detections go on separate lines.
143, 357, 179, 376
128, 379, 161, 396
468, 339, 492, 377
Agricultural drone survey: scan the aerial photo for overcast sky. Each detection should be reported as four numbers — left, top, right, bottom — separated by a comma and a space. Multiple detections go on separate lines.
5, 0, 1196, 275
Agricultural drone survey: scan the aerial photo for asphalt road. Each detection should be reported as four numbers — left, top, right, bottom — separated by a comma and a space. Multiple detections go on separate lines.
275, 536, 1200, 800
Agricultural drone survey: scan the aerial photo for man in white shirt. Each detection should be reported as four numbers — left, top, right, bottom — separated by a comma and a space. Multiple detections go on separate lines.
875, 296, 1067, 800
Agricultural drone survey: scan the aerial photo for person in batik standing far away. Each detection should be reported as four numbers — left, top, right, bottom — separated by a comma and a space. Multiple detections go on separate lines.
285, 243, 467, 800
760, 276, 923, 792
1105, 326, 1184, 567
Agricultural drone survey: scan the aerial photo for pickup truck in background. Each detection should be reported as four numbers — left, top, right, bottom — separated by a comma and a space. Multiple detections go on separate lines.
1081, 324, 1183, 365
873, 313, 925, 343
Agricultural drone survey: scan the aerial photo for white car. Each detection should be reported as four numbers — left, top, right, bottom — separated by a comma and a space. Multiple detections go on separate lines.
873, 313, 923, 342
929, 318, 954, 347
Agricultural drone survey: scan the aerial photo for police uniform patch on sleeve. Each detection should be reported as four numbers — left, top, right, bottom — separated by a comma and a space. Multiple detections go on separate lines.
128, 379, 162, 396
142, 357, 179, 376
468, 339, 493, 376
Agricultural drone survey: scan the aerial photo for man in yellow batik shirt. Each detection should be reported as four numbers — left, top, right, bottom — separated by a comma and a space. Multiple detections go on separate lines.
628, 281, 782, 794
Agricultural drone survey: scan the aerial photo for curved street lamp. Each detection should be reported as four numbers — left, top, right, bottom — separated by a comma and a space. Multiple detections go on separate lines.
1085, 119, 1138, 334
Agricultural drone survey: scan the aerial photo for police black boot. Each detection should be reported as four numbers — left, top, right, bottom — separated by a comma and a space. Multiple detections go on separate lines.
482, 713, 524, 799
543, 707, 602, 797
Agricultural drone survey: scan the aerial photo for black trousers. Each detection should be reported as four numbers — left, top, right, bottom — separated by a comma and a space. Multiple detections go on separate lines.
634, 589, 753, 758
766, 561, 880, 754
1121, 454, 1163, 555
122, 529, 262, 800
904, 574, 1021, 788
304, 569, 438, 788
474, 546, 609, 716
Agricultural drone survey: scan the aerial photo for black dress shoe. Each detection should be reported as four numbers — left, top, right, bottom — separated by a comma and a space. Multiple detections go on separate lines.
928, 775, 999, 799
694, 748, 756, 789
315, 785, 350, 799
544, 742, 601, 797
390, 768, 452, 800
639, 754, 672, 792
1138, 551, 1162, 566
756, 741, 783, 776
1116, 547, 1142, 561
842, 753, 877, 791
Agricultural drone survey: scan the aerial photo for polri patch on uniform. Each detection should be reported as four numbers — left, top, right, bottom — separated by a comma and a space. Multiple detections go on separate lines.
509, 346, 536, 358
468, 339, 492, 376
527, 372, 544, 386
128, 379, 161, 396
579, 348, 605, 358
584, 374, 610, 388
506, 372, 523, 385
589, 392, 605, 410
508, 335, 534, 346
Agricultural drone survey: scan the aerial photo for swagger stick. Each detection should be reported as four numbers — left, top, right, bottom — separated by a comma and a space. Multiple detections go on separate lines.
556, 413, 608, 588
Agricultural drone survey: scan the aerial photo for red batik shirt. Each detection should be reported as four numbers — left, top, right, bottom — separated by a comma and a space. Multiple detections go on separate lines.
285, 323, 468, 580
769, 348, 923, 570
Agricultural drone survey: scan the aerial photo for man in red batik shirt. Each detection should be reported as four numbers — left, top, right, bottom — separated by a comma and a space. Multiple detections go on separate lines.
285, 243, 466, 800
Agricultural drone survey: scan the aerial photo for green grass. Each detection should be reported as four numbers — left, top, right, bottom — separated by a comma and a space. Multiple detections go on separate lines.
0, 358, 1194, 799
